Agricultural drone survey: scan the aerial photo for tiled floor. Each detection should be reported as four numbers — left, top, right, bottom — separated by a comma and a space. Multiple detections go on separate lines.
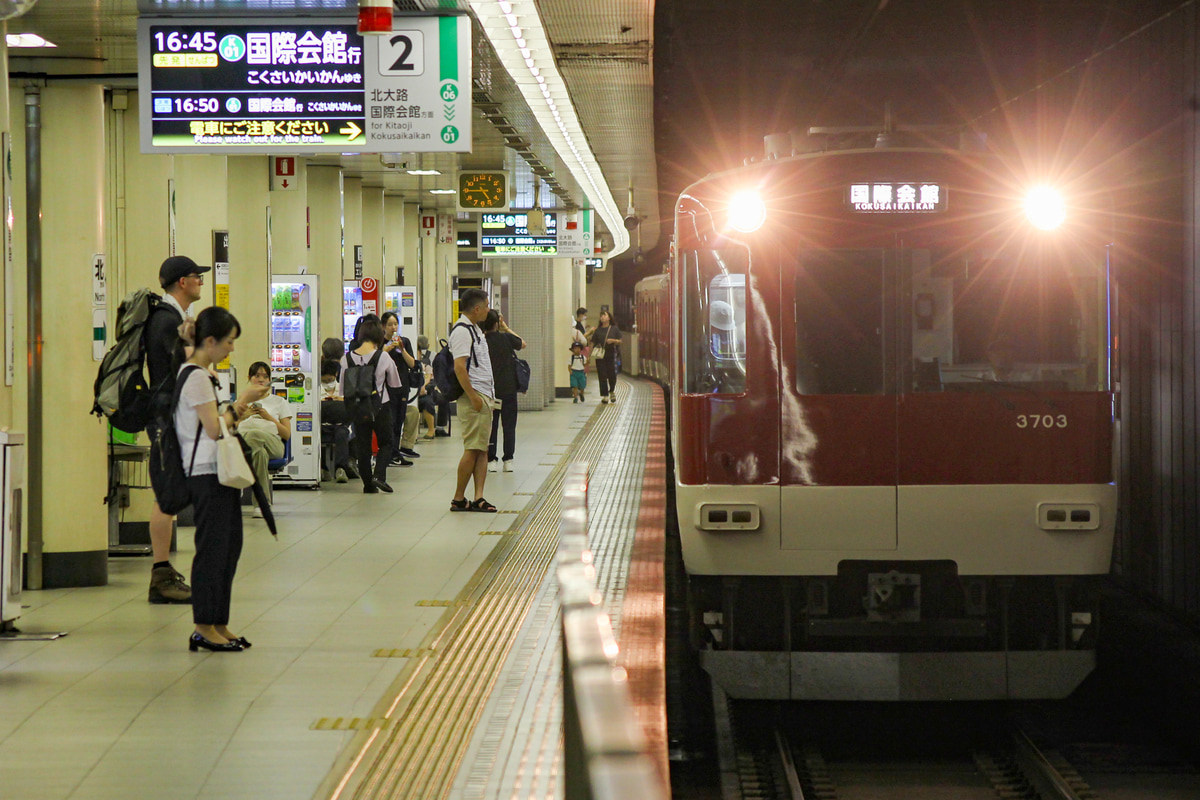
0, 394, 605, 800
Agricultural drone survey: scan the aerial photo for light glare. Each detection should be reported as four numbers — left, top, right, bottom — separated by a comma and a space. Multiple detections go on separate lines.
728, 191, 766, 233
1025, 187, 1066, 230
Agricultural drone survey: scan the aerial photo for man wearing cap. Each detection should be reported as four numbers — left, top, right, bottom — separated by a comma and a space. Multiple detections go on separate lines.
143, 256, 210, 603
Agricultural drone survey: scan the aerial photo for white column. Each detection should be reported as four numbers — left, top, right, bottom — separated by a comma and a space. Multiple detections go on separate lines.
307, 165, 344, 346
227, 156, 271, 365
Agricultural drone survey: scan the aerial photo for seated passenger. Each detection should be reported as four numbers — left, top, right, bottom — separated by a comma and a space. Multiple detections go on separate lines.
418, 335, 451, 436
982, 337, 1040, 383
236, 362, 292, 518
416, 337, 438, 439
320, 359, 355, 483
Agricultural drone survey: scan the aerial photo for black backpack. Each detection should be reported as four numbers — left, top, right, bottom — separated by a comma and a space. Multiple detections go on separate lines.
147, 365, 202, 515
93, 289, 175, 433
343, 349, 384, 425
432, 322, 477, 401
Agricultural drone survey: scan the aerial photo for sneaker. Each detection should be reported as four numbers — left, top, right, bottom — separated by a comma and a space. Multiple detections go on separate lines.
253, 506, 264, 519
502, 460, 513, 473
148, 566, 192, 604
321, 468, 333, 482
601, 397, 608, 404
344, 464, 360, 479
488, 460, 498, 473
399, 448, 420, 458
335, 467, 348, 483
610, 394, 617, 404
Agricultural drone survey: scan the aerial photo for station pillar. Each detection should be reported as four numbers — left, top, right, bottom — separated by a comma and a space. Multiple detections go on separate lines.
306, 165, 344, 347
362, 186, 384, 290
226, 155, 270, 364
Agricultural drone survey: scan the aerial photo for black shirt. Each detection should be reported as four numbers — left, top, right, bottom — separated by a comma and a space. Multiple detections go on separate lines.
145, 302, 184, 389
590, 324, 621, 360
485, 331, 523, 397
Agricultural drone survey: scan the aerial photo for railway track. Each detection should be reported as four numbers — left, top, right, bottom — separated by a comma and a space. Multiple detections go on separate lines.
709, 687, 1199, 800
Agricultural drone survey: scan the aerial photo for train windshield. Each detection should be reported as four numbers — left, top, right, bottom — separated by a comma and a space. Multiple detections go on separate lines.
682, 245, 748, 394
792, 245, 1110, 395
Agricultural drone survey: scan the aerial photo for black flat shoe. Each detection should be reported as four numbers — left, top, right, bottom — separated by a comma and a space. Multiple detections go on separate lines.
375, 480, 394, 493
363, 483, 379, 494
229, 637, 252, 649
400, 448, 420, 458
189, 632, 243, 652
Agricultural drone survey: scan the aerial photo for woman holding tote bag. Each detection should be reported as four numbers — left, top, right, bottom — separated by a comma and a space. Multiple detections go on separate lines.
590, 309, 622, 404
175, 306, 256, 653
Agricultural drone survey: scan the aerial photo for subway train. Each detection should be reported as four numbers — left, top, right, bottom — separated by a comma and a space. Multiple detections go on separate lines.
636, 130, 1117, 701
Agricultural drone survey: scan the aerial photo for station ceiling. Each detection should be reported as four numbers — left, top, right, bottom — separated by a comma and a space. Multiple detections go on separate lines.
6, 0, 658, 257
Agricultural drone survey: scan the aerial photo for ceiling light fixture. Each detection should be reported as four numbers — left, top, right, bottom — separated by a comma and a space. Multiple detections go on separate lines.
6, 33, 57, 48
469, 0, 627, 256
406, 169, 442, 175
428, 189, 457, 194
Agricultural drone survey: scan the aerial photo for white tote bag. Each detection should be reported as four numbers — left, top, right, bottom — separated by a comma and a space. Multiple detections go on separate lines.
217, 417, 256, 489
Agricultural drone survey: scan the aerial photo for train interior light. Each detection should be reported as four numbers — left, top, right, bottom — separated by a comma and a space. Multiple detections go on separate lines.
727, 191, 766, 232
1024, 186, 1066, 230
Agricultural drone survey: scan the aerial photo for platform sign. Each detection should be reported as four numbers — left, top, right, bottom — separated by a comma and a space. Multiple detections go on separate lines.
556, 209, 593, 257
480, 211, 558, 257
137, 15, 471, 154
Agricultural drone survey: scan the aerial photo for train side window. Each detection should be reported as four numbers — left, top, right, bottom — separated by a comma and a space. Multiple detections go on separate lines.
794, 250, 886, 395
683, 247, 748, 394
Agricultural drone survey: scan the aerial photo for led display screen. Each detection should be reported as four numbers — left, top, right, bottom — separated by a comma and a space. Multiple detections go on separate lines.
480, 212, 558, 256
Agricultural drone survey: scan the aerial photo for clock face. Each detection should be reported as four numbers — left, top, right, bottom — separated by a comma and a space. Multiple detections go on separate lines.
458, 172, 508, 211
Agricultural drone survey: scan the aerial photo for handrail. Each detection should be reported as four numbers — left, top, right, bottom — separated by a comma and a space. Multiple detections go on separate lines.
559, 463, 666, 800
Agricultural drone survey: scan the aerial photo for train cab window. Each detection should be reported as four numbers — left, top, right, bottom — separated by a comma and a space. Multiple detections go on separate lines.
683, 247, 747, 394
793, 250, 886, 395
910, 249, 1108, 393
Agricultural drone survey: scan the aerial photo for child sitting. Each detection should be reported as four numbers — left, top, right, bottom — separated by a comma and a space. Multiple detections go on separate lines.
569, 341, 589, 403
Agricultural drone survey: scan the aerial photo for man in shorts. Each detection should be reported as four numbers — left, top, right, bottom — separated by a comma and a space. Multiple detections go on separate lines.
449, 289, 498, 512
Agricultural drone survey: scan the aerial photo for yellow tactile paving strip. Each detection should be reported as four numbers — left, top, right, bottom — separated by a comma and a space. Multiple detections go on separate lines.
315, 386, 627, 800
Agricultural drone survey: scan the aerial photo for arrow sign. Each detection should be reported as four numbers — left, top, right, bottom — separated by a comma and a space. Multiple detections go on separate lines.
271, 156, 297, 191
444, 105, 455, 120
340, 121, 363, 142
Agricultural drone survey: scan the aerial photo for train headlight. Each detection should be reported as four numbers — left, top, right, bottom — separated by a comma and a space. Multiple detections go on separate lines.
728, 191, 766, 233
1024, 186, 1066, 231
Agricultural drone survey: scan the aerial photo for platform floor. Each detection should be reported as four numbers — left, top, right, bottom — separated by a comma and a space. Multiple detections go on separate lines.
0, 377, 663, 800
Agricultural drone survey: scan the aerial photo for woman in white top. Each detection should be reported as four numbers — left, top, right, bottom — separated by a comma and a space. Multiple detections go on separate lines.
176, 306, 258, 653
339, 315, 402, 493
237, 362, 292, 517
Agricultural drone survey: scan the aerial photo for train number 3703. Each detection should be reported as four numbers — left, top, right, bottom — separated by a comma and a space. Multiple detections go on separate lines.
1016, 414, 1068, 429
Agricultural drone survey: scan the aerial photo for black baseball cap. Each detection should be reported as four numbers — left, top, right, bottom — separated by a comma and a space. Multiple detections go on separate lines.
159, 255, 211, 288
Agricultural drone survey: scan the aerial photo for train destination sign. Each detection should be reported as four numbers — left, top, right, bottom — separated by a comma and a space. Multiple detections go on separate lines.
847, 182, 946, 213
480, 212, 559, 257
137, 16, 471, 154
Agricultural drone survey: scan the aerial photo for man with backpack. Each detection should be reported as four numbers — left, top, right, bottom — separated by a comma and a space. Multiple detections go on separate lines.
447, 289, 498, 512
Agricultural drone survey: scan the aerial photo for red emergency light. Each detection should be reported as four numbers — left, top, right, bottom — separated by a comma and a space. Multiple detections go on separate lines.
358, 0, 393, 35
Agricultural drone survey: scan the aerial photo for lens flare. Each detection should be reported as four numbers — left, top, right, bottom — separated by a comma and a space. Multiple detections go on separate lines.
728, 191, 766, 233
1025, 187, 1066, 231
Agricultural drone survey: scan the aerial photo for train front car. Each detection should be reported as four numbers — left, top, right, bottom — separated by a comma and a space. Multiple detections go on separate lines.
674, 144, 1116, 701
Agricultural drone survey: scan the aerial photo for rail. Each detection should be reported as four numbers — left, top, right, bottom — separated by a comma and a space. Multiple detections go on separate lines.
559, 463, 667, 800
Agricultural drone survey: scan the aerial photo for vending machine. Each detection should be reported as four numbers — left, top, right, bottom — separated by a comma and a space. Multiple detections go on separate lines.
383, 284, 420, 341
343, 282, 363, 345
270, 276, 320, 488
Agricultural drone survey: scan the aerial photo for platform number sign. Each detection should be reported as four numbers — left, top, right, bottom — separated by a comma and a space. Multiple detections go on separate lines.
378, 31, 425, 76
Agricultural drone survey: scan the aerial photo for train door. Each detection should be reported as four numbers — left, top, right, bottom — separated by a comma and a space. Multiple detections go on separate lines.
779, 249, 898, 551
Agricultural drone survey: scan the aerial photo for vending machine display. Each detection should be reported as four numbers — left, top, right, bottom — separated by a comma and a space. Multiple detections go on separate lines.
383, 284, 420, 341
343, 283, 363, 345
270, 276, 320, 488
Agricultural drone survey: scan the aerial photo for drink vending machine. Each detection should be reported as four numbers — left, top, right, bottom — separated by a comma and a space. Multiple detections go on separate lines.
270, 276, 320, 488
384, 284, 420, 342
343, 282, 363, 345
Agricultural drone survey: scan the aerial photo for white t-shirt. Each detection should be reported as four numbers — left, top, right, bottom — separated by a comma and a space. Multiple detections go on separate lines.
174, 364, 219, 476
237, 392, 291, 438
449, 315, 494, 400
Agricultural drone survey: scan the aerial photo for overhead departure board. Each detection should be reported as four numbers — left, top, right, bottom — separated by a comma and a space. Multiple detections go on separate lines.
137, 16, 471, 154
480, 212, 559, 257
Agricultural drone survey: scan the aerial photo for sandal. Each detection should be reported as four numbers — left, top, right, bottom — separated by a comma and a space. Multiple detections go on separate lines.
470, 498, 498, 513
450, 498, 471, 512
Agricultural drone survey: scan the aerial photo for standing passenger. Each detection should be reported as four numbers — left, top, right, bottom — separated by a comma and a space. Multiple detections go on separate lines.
340, 316, 401, 493
591, 309, 622, 404
449, 289, 497, 512
380, 311, 416, 466
482, 310, 526, 472
178, 306, 253, 652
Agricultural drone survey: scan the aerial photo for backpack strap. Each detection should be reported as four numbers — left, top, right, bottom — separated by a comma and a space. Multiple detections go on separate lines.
173, 364, 204, 476
452, 322, 479, 370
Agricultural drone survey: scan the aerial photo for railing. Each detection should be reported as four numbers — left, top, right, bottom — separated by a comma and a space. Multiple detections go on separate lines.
559, 463, 666, 800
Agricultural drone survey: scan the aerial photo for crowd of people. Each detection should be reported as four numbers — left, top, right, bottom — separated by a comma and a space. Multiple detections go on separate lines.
139, 256, 623, 654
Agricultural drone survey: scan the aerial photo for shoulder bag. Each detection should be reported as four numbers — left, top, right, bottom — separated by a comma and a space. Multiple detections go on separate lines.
215, 386, 256, 489
591, 327, 610, 361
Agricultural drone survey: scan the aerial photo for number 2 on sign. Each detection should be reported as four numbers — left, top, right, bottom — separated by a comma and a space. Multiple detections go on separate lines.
1017, 414, 1067, 429
378, 31, 425, 77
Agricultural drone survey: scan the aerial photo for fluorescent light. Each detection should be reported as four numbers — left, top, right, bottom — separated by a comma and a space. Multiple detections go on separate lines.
6, 33, 57, 48
406, 169, 442, 176
428, 189, 456, 195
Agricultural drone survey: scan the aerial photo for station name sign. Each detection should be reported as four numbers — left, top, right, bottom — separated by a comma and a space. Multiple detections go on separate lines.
480, 212, 559, 256
137, 15, 471, 154
847, 182, 946, 213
